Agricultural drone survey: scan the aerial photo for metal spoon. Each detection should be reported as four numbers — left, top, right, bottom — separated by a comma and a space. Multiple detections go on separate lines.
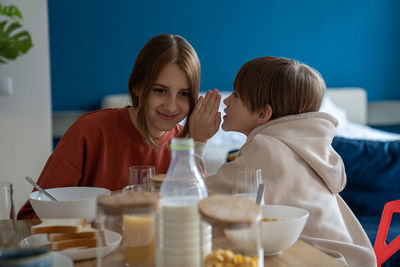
256, 183, 265, 206
25, 176, 57, 201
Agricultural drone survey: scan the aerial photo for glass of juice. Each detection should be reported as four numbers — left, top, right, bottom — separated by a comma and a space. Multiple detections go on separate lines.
123, 214, 155, 266
123, 183, 158, 266
96, 189, 159, 267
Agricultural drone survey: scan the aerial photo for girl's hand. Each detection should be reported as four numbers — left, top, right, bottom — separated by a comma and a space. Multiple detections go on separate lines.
189, 89, 221, 142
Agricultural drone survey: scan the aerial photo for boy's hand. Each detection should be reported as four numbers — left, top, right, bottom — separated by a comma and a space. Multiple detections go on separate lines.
189, 89, 221, 143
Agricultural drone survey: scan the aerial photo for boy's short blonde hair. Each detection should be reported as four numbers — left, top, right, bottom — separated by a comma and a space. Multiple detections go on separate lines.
233, 56, 325, 120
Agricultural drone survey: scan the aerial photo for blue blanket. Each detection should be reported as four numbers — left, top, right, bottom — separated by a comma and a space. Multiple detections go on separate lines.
332, 137, 400, 266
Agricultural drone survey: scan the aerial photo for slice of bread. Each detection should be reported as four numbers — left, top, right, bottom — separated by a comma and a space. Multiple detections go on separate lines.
31, 218, 86, 235
51, 238, 97, 251
30, 218, 99, 251
48, 226, 97, 242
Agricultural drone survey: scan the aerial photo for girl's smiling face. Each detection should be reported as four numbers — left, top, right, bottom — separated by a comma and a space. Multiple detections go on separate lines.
144, 62, 191, 138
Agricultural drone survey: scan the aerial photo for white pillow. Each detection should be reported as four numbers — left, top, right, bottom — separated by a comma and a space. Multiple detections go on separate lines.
319, 95, 349, 129
320, 95, 400, 140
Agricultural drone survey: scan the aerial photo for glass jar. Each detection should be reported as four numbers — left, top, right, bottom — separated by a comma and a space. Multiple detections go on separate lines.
0, 182, 16, 248
156, 138, 208, 267
96, 190, 159, 267
198, 195, 263, 267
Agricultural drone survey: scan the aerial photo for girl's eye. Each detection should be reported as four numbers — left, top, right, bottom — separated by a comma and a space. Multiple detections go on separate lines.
180, 90, 191, 97
153, 88, 167, 94
232, 92, 238, 98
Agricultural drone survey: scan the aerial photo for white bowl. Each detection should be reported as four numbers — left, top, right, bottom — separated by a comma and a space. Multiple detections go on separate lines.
260, 204, 309, 256
29, 187, 111, 223
224, 204, 309, 256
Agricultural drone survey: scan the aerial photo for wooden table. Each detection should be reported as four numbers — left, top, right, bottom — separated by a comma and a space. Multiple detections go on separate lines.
5, 220, 345, 267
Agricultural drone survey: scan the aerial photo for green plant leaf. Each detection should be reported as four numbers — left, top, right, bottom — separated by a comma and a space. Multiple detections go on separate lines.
0, 20, 32, 63
0, 4, 22, 21
0, 4, 32, 64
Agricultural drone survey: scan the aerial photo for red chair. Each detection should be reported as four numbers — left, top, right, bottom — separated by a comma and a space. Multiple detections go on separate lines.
374, 200, 400, 266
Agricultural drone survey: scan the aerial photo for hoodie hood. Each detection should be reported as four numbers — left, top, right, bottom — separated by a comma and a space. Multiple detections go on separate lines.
246, 112, 346, 193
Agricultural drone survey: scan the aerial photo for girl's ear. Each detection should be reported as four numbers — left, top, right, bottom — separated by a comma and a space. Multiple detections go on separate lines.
257, 105, 272, 124
129, 87, 141, 107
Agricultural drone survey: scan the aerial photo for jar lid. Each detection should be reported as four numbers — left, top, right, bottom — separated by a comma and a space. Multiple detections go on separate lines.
97, 191, 159, 214
198, 194, 261, 227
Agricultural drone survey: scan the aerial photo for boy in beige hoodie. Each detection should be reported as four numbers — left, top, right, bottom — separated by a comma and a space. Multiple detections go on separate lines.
205, 56, 376, 267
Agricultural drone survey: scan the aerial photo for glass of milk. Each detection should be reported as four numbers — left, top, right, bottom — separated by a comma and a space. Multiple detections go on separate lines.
232, 169, 263, 203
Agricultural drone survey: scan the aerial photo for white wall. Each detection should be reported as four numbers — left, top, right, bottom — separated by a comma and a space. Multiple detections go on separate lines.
0, 0, 52, 212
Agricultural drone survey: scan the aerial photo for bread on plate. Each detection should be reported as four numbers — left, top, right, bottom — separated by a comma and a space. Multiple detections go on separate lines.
51, 238, 97, 250
31, 218, 87, 235
48, 226, 97, 242
31, 218, 98, 251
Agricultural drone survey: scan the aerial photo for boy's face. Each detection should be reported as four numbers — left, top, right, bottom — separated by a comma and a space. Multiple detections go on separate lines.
222, 91, 261, 136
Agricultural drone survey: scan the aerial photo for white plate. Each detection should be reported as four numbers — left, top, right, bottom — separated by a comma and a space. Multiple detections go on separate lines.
20, 230, 122, 261
52, 252, 73, 267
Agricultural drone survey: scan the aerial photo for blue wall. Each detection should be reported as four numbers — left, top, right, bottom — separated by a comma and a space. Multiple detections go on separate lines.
48, 0, 400, 111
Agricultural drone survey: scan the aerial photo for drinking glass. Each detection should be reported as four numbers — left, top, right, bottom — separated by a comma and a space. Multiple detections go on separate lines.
0, 182, 16, 248
128, 166, 155, 185
122, 183, 157, 193
122, 183, 158, 266
232, 169, 263, 203
96, 185, 158, 266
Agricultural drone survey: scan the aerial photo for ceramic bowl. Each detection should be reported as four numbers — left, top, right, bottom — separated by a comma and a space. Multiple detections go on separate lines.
260, 204, 309, 255
0, 248, 52, 267
29, 186, 110, 223
225, 204, 309, 256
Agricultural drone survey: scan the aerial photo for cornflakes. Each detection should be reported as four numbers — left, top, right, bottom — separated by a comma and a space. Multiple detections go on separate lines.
204, 249, 258, 267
